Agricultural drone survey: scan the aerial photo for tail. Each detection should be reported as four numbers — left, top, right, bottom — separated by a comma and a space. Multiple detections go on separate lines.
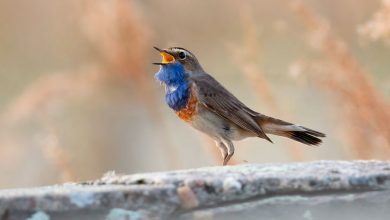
256, 115, 325, 146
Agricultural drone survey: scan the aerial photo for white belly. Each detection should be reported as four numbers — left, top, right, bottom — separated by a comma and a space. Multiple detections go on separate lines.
189, 108, 253, 141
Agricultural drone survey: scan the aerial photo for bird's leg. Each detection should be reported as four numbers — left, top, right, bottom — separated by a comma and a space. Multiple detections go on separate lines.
221, 139, 235, 166
216, 141, 228, 166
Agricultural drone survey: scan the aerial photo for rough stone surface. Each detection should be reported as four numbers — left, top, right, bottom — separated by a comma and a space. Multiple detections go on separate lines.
0, 161, 390, 219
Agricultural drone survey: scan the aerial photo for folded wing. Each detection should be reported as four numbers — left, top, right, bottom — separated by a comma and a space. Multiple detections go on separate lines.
192, 74, 272, 142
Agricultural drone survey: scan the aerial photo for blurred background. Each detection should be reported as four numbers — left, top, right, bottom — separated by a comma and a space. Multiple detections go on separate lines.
0, 0, 389, 188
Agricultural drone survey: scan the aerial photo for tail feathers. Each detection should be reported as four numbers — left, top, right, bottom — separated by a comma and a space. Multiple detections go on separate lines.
256, 115, 325, 146
285, 130, 323, 145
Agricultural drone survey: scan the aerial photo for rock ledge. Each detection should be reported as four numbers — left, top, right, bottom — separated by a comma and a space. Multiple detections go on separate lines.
1, 160, 390, 220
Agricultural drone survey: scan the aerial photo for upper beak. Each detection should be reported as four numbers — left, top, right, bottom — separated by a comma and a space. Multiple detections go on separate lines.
153, 46, 163, 52
153, 46, 175, 65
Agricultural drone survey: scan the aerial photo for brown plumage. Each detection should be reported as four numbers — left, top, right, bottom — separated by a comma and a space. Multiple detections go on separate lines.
193, 74, 273, 142
154, 47, 326, 166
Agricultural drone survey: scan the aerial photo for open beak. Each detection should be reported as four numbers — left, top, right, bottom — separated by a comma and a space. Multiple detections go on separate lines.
153, 46, 175, 65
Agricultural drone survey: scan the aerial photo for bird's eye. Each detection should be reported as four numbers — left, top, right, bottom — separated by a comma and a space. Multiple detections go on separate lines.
178, 51, 186, 59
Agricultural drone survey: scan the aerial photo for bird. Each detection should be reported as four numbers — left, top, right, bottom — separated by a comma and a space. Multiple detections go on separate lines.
153, 46, 325, 166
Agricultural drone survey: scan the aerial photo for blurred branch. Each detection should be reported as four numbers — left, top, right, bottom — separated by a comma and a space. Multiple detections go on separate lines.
82, 0, 183, 168
40, 123, 74, 182
358, 0, 390, 45
1, 66, 104, 125
0, 0, 183, 183
291, 0, 390, 158
0, 66, 105, 182
227, 8, 305, 161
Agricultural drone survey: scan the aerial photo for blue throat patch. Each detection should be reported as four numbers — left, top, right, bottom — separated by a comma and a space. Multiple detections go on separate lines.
155, 62, 190, 111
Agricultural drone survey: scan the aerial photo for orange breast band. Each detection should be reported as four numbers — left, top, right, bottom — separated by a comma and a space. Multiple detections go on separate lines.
176, 91, 198, 122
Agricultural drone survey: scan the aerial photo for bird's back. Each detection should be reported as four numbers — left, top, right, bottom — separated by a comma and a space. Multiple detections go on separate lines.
190, 71, 272, 141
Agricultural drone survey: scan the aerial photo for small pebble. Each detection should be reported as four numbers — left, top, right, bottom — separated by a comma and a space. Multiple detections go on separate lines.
177, 186, 199, 209
223, 177, 242, 193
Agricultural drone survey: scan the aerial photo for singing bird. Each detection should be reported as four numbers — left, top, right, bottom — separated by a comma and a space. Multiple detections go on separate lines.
153, 47, 325, 165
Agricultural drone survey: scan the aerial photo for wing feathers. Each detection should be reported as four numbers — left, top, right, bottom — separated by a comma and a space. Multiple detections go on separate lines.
192, 74, 272, 141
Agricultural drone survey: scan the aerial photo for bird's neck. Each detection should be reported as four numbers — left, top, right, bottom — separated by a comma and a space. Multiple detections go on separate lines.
155, 62, 190, 111
165, 82, 190, 111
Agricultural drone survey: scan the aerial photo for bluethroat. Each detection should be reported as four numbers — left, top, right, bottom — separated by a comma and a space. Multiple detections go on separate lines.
153, 47, 325, 165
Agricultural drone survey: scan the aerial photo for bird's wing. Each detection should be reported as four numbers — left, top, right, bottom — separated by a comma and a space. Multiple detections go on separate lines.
192, 73, 271, 141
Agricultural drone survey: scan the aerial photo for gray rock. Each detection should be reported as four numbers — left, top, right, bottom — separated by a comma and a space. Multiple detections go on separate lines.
0, 161, 389, 219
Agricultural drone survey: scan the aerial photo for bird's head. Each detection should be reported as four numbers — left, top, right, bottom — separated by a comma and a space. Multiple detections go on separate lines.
153, 47, 203, 72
